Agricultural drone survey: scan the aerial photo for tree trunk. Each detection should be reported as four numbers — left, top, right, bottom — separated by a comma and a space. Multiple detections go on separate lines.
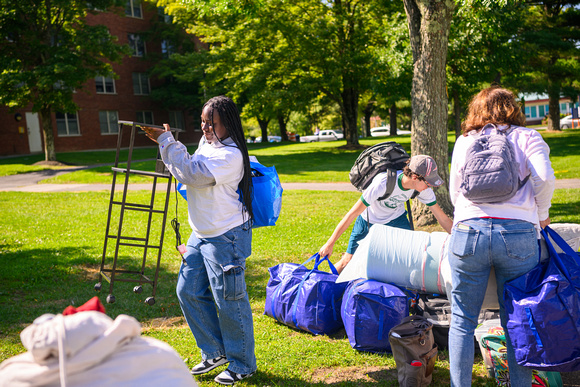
547, 81, 561, 131
341, 86, 360, 146
452, 89, 462, 138
403, 0, 455, 227
40, 107, 56, 161
389, 103, 398, 136
278, 115, 288, 141
257, 117, 269, 143
363, 101, 374, 138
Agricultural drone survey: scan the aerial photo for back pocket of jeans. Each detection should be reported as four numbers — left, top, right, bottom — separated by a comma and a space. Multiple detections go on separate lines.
221, 263, 246, 300
501, 228, 536, 261
451, 224, 479, 258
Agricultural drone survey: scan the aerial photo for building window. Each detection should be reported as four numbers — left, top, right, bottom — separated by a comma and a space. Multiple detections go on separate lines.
169, 110, 184, 130
56, 112, 80, 136
525, 106, 530, 118
158, 7, 173, 23
539, 105, 545, 117
161, 40, 175, 59
530, 106, 537, 118
545, 104, 549, 114
99, 111, 119, 134
125, 0, 142, 18
128, 34, 145, 57
132, 72, 150, 95
95, 76, 116, 94
136, 111, 154, 125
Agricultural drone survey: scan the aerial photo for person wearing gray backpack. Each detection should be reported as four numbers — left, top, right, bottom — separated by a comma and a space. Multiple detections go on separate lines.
448, 86, 555, 386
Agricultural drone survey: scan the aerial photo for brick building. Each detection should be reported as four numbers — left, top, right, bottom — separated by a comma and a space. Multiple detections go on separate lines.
0, 1, 202, 157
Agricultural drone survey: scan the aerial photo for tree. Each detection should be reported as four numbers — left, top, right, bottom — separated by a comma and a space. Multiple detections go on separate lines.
403, 0, 456, 226
157, 0, 406, 147
447, 2, 528, 137
0, 0, 129, 161
513, 1, 580, 130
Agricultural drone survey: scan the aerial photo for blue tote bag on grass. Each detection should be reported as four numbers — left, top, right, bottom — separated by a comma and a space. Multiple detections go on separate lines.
341, 279, 409, 353
504, 225, 580, 372
176, 160, 282, 228
264, 253, 348, 335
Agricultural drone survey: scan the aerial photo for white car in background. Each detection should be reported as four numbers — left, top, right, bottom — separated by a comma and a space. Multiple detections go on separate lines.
300, 129, 344, 142
370, 126, 390, 137
561, 115, 577, 129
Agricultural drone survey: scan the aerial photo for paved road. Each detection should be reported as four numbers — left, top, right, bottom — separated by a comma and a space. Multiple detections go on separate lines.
1, 167, 580, 192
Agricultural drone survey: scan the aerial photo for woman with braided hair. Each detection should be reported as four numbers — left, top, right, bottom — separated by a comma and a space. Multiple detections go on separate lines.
142, 96, 257, 385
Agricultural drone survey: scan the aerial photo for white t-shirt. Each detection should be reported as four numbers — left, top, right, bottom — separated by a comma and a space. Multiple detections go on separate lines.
361, 171, 437, 224
158, 133, 245, 238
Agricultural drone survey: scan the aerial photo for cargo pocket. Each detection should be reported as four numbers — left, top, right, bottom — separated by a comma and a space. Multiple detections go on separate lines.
451, 224, 479, 258
221, 262, 246, 301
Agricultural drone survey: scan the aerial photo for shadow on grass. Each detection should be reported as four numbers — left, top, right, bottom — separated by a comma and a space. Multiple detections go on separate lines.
0, 244, 185, 338
549, 198, 580, 220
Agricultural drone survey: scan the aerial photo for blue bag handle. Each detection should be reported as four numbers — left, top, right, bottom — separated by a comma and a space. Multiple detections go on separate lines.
291, 253, 340, 330
541, 226, 576, 281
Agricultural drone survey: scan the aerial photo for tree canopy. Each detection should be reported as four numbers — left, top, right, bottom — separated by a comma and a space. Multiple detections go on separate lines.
0, 0, 129, 161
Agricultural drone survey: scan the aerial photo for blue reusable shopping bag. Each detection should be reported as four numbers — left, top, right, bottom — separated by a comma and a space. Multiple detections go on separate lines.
176, 160, 283, 228
504, 225, 580, 372
264, 253, 348, 335
341, 279, 408, 353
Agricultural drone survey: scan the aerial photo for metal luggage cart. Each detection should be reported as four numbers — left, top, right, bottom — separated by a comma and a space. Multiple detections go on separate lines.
94, 121, 181, 305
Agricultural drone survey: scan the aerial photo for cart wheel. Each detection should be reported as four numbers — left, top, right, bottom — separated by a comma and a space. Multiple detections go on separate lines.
106, 294, 116, 304
94, 282, 102, 292
145, 297, 155, 306
133, 285, 143, 294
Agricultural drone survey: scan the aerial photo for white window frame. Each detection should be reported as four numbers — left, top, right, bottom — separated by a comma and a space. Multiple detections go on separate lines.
128, 33, 145, 57
161, 40, 175, 59
132, 72, 150, 95
99, 111, 119, 135
95, 76, 116, 94
125, 0, 142, 18
56, 112, 80, 136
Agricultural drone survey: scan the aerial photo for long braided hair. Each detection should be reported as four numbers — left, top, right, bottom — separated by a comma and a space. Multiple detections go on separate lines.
203, 96, 254, 224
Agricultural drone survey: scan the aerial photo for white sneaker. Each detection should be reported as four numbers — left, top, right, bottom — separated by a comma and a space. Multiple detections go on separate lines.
214, 369, 255, 385
190, 355, 228, 375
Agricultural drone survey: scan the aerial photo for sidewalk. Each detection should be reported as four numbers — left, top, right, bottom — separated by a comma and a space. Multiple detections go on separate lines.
1, 168, 579, 192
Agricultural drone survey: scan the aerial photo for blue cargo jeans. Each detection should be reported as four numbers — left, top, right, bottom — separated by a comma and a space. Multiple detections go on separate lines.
448, 218, 538, 387
176, 222, 256, 375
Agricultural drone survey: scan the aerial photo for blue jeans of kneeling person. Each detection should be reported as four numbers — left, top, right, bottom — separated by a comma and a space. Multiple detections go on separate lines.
177, 222, 256, 375
448, 218, 538, 387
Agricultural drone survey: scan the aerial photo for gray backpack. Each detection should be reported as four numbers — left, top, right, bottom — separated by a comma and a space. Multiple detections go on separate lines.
460, 124, 529, 203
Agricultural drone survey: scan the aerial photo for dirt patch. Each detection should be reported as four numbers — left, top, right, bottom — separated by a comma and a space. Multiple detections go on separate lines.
141, 316, 187, 330
33, 160, 73, 167
311, 366, 398, 383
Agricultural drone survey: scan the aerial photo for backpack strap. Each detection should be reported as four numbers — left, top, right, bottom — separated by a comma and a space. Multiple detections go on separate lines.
378, 169, 398, 201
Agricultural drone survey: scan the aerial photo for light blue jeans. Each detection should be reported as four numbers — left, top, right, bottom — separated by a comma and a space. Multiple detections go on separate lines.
448, 218, 538, 387
176, 222, 256, 375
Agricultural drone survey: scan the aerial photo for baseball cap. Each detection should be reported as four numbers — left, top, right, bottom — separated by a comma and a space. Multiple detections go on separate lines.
408, 155, 443, 187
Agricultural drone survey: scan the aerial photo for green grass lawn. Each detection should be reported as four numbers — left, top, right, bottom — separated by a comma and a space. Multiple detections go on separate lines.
1, 187, 579, 386
1, 129, 580, 386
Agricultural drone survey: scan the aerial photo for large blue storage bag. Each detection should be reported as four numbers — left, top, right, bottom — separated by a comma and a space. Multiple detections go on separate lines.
264, 253, 348, 335
341, 278, 409, 353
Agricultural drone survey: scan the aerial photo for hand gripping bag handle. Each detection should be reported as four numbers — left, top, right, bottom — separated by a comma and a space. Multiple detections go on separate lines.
291, 253, 339, 329
541, 226, 578, 281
